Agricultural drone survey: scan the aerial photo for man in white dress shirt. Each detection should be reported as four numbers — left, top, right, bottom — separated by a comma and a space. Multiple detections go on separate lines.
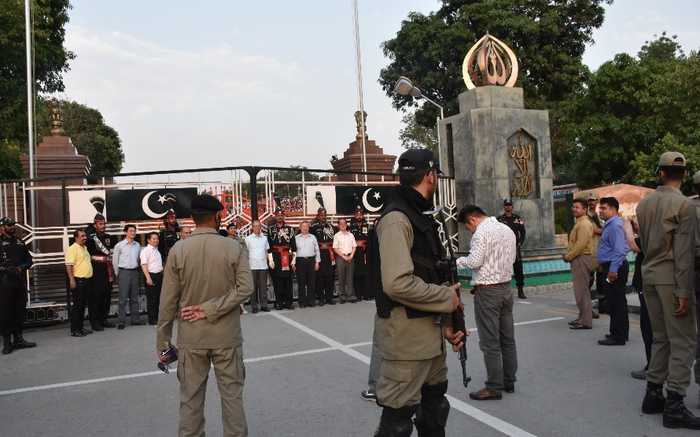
457, 205, 517, 401
140, 232, 164, 325
244, 220, 271, 313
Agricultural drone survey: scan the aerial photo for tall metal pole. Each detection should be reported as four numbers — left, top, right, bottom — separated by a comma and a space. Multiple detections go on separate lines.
24, 0, 36, 229
352, 0, 368, 182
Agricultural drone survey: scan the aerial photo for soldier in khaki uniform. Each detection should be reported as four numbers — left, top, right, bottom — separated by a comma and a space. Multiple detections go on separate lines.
637, 152, 699, 429
691, 171, 700, 403
373, 149, 464, 437
157, 194, 254, 437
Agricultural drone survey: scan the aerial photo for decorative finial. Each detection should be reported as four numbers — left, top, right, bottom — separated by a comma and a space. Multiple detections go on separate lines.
48, 98, 65, 136
462, 34, 519, 90
354, 110, 368, 139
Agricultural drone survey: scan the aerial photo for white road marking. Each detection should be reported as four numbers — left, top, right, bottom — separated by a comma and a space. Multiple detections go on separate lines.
271, 312, 540, 437
517, 301, 533, 305
345, 341, 372, 348
0, 315, 562, 411
0, 346, 334, 397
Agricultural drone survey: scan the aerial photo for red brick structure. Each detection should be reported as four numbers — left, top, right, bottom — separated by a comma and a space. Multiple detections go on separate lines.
330, 112, 396, 181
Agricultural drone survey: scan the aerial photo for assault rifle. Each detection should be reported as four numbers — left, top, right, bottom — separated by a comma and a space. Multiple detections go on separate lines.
434, 208, 471, 388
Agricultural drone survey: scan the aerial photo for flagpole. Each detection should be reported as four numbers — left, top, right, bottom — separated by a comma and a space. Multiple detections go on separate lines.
24, 0, 36, 229
352, 0, 368, 183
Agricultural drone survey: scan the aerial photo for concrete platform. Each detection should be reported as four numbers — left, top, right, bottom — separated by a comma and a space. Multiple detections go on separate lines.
1, 288, 698, 436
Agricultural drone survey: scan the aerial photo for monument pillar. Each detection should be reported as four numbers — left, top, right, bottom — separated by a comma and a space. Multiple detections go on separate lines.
439, 34, 556, 255
21, 99, 90, 251
331, 111, 396, 181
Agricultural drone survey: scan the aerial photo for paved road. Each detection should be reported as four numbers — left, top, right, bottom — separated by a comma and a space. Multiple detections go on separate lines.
0, 290, 697, 436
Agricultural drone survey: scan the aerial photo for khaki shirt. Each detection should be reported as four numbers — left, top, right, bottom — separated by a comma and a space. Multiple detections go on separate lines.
376, 211, 453, 361
564, 216, 595, 262
636, 186, 693, 297
692, 198, 700, 260
157, 227, 254, 351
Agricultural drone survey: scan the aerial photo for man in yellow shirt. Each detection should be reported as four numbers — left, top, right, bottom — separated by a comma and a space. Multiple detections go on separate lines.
564, 199, 596, 329
65, 229, 94, 338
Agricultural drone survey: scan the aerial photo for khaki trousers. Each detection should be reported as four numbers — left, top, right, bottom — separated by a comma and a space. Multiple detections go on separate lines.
177, 346, 247, 437
645, 284, 696, 396
571, 255, 594, 327
376, 352, 447, 409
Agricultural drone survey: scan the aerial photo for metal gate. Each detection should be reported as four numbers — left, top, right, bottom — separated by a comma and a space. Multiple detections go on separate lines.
0, 166, 458, 323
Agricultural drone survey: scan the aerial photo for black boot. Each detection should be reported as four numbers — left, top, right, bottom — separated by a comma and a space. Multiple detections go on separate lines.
663, 391, 700, 429
517, 286, 526, 299
12, 332, 37, 349
642, 382, 665, 414
414, 381, 450, 437
2, 335, 12, 355
374, 405, 417, 437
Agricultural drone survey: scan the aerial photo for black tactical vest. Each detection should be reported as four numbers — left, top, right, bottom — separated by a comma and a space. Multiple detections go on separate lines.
373, 186, 445, 319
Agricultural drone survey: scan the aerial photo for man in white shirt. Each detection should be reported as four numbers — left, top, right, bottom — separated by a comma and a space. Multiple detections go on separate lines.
244, 220, 271, 313
112, 224, 142, 329
457, 205, 517, 401
140, 232, 164, 325
333, 218, 357, 303
292, 221, 320, 307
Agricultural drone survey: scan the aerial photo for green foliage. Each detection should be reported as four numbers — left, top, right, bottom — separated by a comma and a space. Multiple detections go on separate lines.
35, 98, 125, 175
273, 166, 321, 182
0, 140, 22, 180
0, 0, 74, 146
380, 0, 611, 165
562, 33, 700, 187
398, 112, 437, 152
628, 134, 700, 195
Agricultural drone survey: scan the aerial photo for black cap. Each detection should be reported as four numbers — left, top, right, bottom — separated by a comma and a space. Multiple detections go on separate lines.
94, 213, 106, 222
274, 208, 284, 215
166, 208, 176, 216
503, 199, 513, 206
397, 148, 441, 174
190, 194, 223, 214
1, 217, 16, 226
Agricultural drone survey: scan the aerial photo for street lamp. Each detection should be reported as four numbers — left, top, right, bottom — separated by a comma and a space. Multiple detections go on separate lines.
393, 76, 444, 168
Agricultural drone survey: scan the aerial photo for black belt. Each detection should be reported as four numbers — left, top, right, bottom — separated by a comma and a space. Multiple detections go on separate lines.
119, 267, 138, 271
297, 256, 315, 261
75, 277, 91, 281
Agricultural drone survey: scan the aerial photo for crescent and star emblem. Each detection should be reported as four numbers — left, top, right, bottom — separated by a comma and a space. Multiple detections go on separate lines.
362, 188, 384, 213
142, 191, 177, 219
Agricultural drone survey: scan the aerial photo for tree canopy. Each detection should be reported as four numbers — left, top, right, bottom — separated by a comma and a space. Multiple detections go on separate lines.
380, 0, 611, 131
0, 1, 126, 180
36, 99, 125, 175
0, 0, 74, 146
561, 33, 700, 189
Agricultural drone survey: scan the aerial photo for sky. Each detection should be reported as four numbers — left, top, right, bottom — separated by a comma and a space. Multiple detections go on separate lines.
58, 0, 700, 173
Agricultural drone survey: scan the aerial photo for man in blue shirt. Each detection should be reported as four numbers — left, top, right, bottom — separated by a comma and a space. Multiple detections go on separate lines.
596, 197, 630, 345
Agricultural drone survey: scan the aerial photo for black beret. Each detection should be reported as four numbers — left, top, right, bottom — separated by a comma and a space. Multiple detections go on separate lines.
190, 194, 223, 214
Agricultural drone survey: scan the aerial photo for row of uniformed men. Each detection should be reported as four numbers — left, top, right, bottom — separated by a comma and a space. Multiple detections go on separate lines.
263, 205, 375, 311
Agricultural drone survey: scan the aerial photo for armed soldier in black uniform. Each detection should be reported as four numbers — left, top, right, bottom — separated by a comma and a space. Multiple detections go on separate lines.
350, 205, 372, 300
0, 218, 36, 354
497, 199, 527, 299
158, 209, 180, 264
311, 207, 337, 305
85, 214, 116, 328
268, 209, 295, 310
